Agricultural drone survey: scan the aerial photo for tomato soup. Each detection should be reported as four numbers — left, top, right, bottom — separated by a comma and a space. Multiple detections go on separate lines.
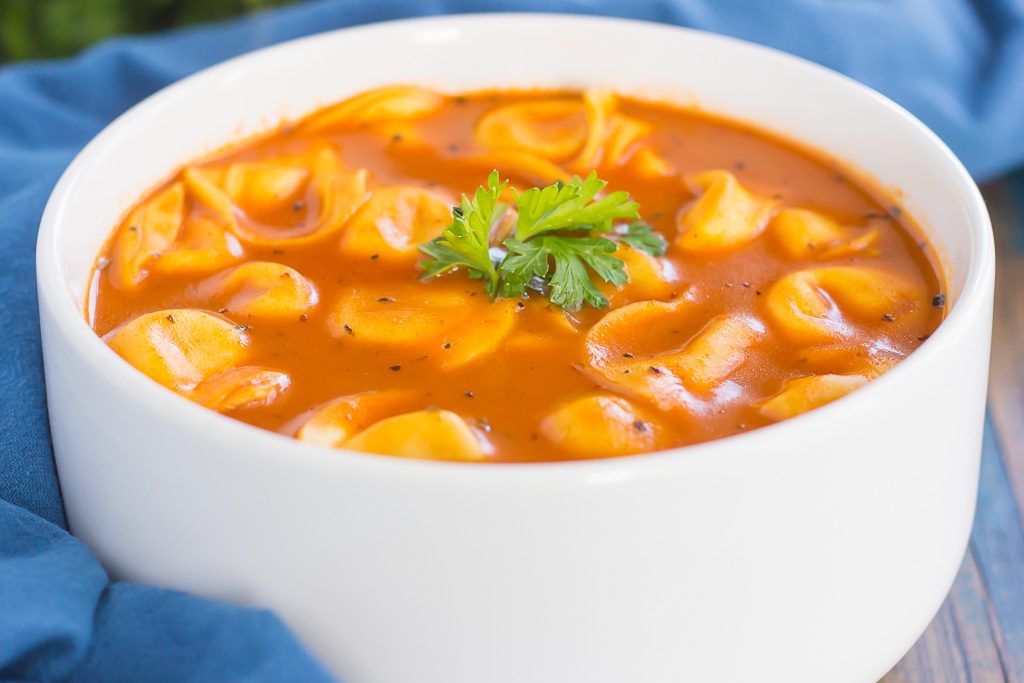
89, 87, 944, 462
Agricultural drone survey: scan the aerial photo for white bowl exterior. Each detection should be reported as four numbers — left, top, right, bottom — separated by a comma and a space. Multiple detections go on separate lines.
37, 15, 994, 683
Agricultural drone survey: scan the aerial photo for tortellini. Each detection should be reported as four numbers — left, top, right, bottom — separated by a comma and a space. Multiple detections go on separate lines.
195, 262, 318, 319
770, 208, 879, 260
598, 245, 682, 306
540, 393, 674, 458
184, 147, 368, 246
104, 309, 249, 392
675, 170, 776, 253
328, 283, 519, 368
289, 390, 418, 448
108, 183, 186, 289
475, 98, 588, 160
757, 374, 869, 421
764, 266, 926, 344
191, 366, 291, 413
300, 86, 445, 133
584, 299, 765, 412
338, 186, 452, 264
149, 215, 243, 276
572, 88, 652, 171
342, 409, 490, 461
472, 88, 668, 177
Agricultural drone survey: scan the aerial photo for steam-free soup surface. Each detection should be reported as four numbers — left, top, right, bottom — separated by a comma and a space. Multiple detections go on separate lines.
90, 87, 944, 462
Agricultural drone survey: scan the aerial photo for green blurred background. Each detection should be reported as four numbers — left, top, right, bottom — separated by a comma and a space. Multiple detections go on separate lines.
0, 0, 300, 63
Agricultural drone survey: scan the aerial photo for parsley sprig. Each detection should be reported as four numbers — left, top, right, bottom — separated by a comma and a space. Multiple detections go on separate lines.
419, 171, 668, 311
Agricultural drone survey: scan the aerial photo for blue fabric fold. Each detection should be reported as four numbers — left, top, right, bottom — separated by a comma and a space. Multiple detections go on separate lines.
2, 0, 1023, 680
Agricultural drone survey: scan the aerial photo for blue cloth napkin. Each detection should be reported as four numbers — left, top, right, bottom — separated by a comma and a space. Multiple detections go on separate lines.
2, 1, 1023, 680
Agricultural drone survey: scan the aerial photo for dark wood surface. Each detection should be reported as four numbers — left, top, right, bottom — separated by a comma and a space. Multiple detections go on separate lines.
882, 176, 1024, 682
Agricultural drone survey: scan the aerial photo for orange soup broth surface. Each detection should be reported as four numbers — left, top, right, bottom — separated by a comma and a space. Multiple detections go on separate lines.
90, 90, 944, 462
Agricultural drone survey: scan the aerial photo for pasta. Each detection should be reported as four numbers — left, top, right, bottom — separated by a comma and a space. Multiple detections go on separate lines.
90, 86, 944, 462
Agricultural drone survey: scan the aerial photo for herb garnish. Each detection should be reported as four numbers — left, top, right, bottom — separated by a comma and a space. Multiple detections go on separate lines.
419, 170, 667, 311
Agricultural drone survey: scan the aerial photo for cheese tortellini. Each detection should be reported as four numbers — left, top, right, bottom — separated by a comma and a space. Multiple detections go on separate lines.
757, 374, 869, 421
541, 393, 675, 458
184, 147, 368, 246
770, 208, 879, 260
675, 170, 776, 253
337, 186, 452, 264
764, 266, 926, 345
104, 309, 250, 392
343, 409, 489, 461
584, 299, 766, 412
328, 283, 519, 368
195, 262, 318, 319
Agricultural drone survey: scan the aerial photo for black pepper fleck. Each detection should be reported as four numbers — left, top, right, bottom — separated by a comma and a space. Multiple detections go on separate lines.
377, 296, 396, 303
292, 200, 305, 212
633, 420, 648, 432
299, 313, 308, 322
166, 314, 175, 323
343, 324, 355, 336
648, 366, 663, 375
370, 254, 379, 260
881, 313, 895, 322
391, 133, 403, 142
932, 293, 946, 308
389, 365, 401, 372
464, 391, 474, 398
623, 352, 634, 358
443, 342, 451, 349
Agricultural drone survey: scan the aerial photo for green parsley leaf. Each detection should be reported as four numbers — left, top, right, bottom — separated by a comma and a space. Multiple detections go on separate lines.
419, 170, 508, 294
418, 170, 668, 311
514, 171, 640, 240
618, 221, 668, 256
500, 236, 627, 310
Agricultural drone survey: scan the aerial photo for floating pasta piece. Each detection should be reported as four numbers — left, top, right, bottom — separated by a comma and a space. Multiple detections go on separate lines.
675, 170, 776, 253
770, 208, 879, 260
342, 409, 489, 461
757, 374, 869, 421
195, 262, 318, 319
794, 342, 904, 380
572, 88, 616, 170
439, 299, 519, 369
192, 366, 290, 413
104, 309, 249, 392
585, 300, 764, 409
107, 182, 185, 289
475, 98, 587, 160
224, 163, 310, 220
184, 148, 368, 246
150, 215, 243, 276
571, 88, 654, 171
540, 393, 675, 459
329, 283, 519, 367
599, 245, 682, 306
459, 150, 570, 186
288, 390, 418, 448
300, 86, 445, 133
661, 314, 766, 392
583, 299, 694, 412
628, 146, 675, 178
338, 186, 452, 264
764, 266, 926, 345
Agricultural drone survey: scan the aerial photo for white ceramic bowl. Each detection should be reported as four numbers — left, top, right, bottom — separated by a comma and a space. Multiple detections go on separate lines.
37, 14, 994, 683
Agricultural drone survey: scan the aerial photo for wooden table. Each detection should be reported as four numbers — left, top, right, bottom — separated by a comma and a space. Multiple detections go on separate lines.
882, 176, 1024, 682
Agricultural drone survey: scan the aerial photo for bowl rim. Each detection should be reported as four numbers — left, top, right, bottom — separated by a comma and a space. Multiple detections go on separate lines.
36, 12, 995, 481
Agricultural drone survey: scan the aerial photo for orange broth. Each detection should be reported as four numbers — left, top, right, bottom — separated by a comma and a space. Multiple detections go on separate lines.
89, 88, 944, 462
